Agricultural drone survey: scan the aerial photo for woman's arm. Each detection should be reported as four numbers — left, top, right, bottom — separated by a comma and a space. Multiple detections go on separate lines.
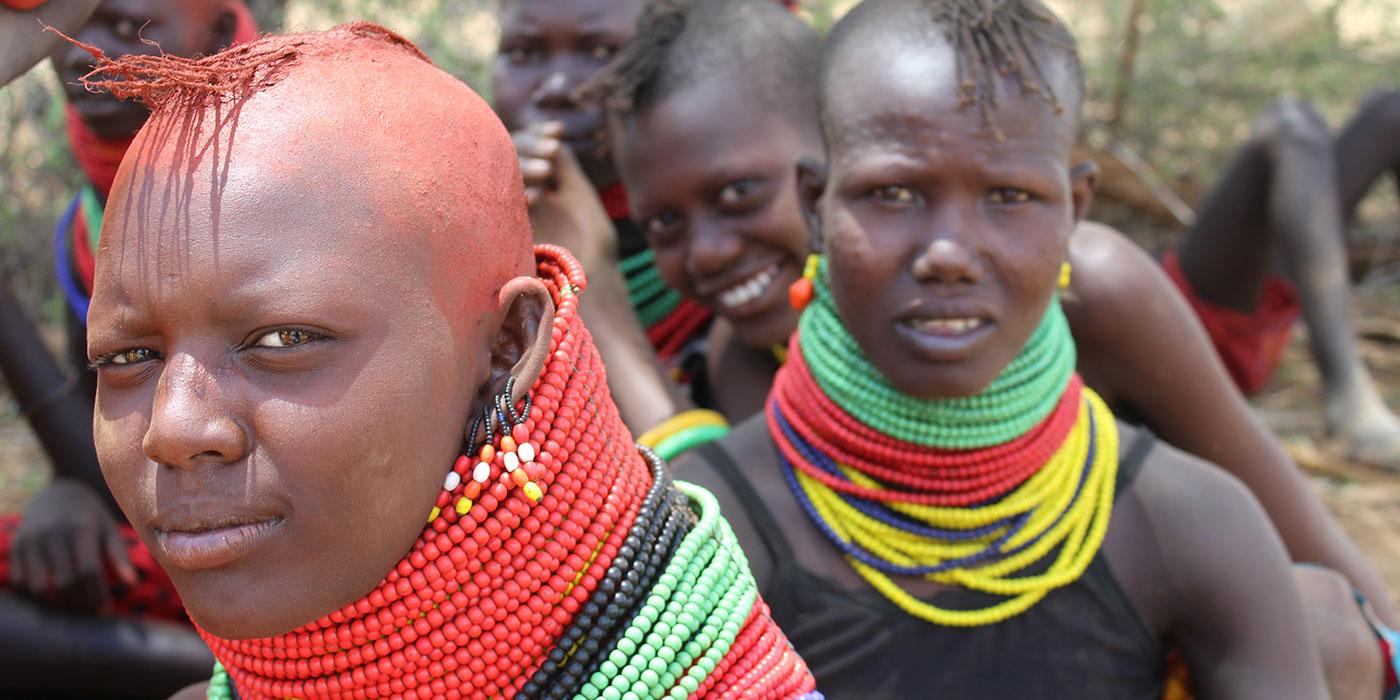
1066, 222, 1399, 627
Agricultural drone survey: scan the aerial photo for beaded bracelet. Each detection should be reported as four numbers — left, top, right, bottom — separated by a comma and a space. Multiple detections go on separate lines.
653, 423, 731, 463
636, 409, 728, 451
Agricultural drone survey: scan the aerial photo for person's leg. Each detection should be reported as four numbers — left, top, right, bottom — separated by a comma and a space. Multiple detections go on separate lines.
1178, 97, 1400, 467
1294, 566, 1384, 700
1336, 89, 1400, 225
1174, 104, 1278, 313
1325, 90, 1400, 466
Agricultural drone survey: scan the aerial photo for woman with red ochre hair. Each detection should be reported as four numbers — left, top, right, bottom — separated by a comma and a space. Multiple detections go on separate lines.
0, 1, 256, 696
73, 21, 817, 700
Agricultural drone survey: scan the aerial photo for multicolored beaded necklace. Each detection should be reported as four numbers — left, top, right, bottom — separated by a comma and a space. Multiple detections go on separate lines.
601, 184, 712, 363
201, 246, 818, 699
768, 261, 1119, 627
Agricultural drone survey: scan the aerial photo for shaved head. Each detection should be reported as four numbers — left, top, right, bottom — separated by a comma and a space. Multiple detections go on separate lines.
584, 0, 820, 136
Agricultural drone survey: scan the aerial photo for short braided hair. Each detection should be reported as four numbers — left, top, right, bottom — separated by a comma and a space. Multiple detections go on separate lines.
581, 0, 820, 132
825, 0, 1083, 132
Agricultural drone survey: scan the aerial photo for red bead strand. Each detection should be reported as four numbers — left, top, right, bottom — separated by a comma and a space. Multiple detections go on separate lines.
768, 335, 1084, 507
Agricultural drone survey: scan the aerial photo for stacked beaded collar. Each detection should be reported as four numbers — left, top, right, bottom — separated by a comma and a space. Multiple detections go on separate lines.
202, 246, 819, 699
767, 262, 1119, 627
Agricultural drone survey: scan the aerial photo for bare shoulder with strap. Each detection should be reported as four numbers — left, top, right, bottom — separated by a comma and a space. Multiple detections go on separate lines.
671, 414, 785, 590
1105, 421, 1328, 699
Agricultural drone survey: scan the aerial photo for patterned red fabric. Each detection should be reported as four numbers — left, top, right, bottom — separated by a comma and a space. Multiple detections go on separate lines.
0, 515, 188, 623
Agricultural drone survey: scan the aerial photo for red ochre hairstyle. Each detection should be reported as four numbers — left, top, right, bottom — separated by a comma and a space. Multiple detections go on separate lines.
70, 20, 536, 325
53, 21, 428, 116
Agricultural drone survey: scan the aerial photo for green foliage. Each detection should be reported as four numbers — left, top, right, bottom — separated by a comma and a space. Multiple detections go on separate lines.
1082, 0, 1400, 186
1, 63, 76, 324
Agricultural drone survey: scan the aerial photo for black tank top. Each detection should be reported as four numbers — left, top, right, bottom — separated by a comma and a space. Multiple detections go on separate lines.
700, 432, 1165, 700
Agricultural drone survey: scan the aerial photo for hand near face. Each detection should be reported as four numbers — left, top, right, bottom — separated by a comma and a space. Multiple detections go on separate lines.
513, 120, 564, 206
520, 121, 618, 275
8, 478, 138, 614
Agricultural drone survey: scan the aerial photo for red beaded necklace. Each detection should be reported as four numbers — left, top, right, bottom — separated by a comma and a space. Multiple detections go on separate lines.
200, 246, 649, 698
199, 246, 819, 700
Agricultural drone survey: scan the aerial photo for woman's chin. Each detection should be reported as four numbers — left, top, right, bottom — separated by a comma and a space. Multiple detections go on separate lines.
729, 307, 799, 352
178, 576, 324, 640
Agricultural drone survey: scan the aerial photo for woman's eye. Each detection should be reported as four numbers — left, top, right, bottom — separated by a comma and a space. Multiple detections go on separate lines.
254, 329, 324, 349
100, 348, 158, 366
869, 185, 916, 204
718, 179, 760, 207
505, 46, 539, 64
112, 18, 139, 40
643, 211, 681, 239
987, 188, 1031, 205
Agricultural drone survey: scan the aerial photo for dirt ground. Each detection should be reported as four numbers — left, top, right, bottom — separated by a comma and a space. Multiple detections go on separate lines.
1253, 290, 1400, 601
1, 292, 1399, 598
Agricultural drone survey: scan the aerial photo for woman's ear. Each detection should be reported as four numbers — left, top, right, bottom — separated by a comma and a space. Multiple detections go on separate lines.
1069, 160, 1099, 224
484, 276, 555, 407
796, 155, 829, 253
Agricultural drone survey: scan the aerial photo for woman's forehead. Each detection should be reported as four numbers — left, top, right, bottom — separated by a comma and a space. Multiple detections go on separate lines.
94, 159, 432, 326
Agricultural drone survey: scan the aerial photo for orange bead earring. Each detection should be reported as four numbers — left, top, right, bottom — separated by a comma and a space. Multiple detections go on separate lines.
788, 254, 821, 310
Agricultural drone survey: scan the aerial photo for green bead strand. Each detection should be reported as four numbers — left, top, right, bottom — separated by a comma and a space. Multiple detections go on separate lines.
800, 259, 1076, 449
620, 248, 658, 276
621, 248, 687, 329
635, 288, 686, 329
574, 483, 759, 700
206, 662, 232, 700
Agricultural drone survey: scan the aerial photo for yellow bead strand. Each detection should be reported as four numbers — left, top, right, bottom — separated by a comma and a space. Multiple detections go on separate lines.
796, 388, 1120, 627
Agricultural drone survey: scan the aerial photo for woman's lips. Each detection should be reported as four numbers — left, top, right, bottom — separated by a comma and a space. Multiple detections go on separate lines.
894, 316, 996, 361
154, 518, 283, 571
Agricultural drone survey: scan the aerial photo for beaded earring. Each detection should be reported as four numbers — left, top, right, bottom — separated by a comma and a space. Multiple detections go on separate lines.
788, 253, 821, 310
1058, 261, 1072, 290
429, 377, 544, 525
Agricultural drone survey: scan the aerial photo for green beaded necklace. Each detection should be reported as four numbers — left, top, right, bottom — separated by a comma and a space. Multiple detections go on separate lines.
800, 260, 1076, 449
622, 248, 687, 329
577, 483, 759, 700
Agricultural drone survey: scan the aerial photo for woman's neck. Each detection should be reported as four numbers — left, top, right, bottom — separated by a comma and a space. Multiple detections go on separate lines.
707, 319, 785, 422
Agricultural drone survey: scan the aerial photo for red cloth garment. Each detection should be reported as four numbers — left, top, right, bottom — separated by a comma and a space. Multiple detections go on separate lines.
598, 181, 630, 220
1161, 252, 1301, 396
0, 515, 188, 623
1, 0, 48, 10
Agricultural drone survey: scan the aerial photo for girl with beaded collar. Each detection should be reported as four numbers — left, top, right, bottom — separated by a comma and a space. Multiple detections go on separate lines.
589, 9, 1400, 686
672, 0, 1329, 697
76, 22, 817, 699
